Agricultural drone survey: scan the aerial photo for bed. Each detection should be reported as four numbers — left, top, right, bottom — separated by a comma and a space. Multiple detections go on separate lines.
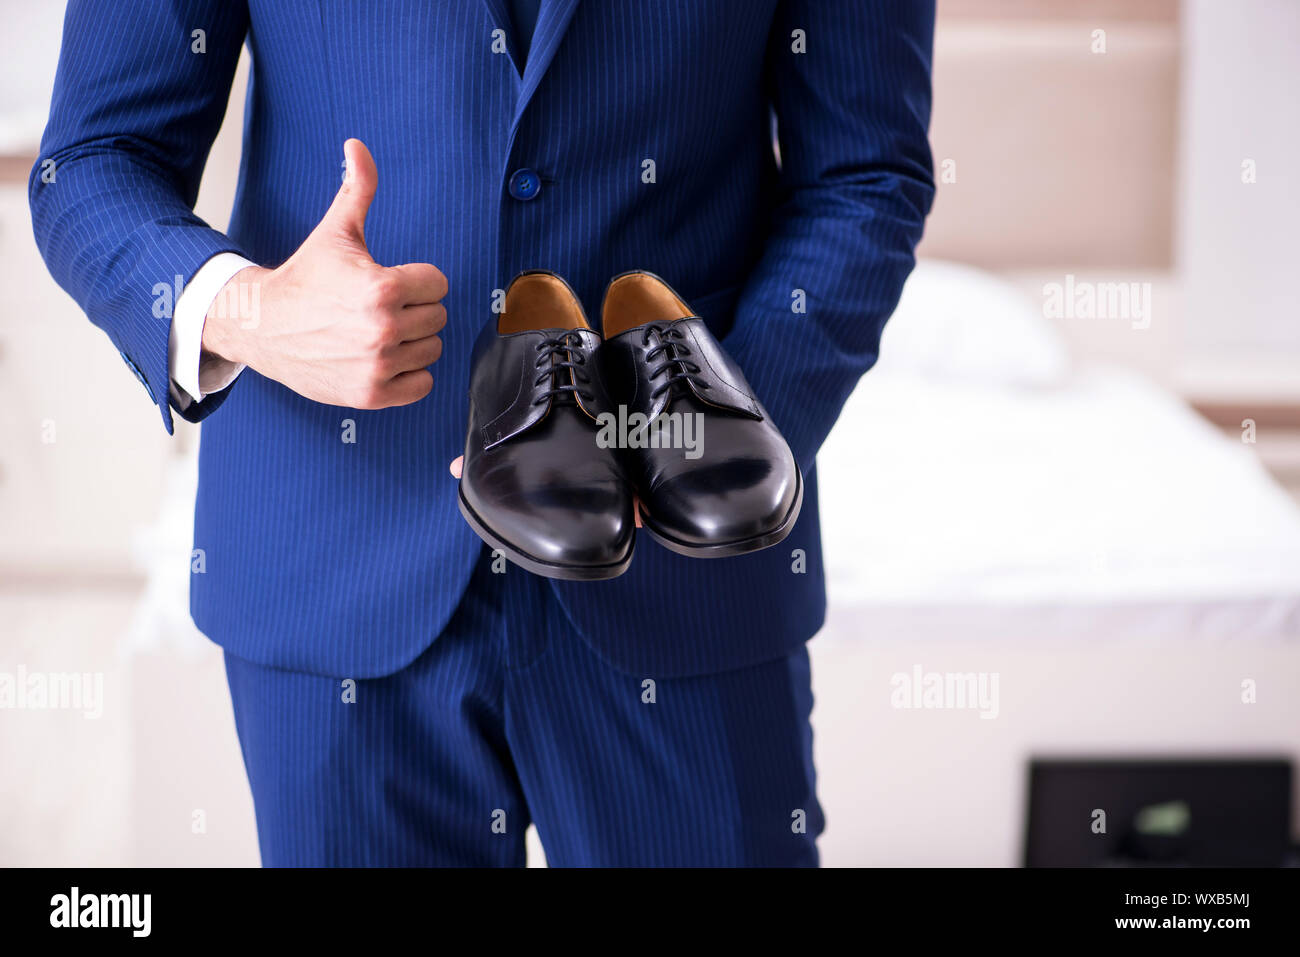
816, 259, 1300, 636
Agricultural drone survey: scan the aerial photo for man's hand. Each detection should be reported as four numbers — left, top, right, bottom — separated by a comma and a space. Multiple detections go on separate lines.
201, 138, 447, 409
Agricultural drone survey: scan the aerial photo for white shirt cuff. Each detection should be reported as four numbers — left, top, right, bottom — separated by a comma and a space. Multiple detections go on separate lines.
168, 252, 257, 408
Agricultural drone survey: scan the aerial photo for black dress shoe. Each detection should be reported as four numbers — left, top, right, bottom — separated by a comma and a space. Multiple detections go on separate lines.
458, 271, 635, 580
598, 270, 802, 557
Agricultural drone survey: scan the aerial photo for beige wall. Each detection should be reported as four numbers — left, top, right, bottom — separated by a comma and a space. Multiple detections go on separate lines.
1177, 0, 1300, 355
922, 0, 1180, 267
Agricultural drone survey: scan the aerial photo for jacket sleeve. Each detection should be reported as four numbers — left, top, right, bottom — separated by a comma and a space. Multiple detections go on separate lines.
724, 0, 936, 470
29, 0, 252, 434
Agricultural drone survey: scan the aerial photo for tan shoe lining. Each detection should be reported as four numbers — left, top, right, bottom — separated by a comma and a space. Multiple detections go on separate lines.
601, 273, 693, 338
500, 273, 588, 334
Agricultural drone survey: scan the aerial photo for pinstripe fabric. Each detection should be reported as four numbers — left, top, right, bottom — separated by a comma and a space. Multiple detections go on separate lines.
225, 546, 822, 866
30, 1, 935, 679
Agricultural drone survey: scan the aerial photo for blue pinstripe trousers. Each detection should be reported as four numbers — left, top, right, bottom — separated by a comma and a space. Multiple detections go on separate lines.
224, 547, 823, 866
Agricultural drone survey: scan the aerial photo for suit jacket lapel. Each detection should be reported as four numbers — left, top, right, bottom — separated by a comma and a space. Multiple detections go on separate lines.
513, 0, 581, 125
478, 0, 521, 75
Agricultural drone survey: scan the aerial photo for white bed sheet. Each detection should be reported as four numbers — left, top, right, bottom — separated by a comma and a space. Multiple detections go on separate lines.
816, 365, 1300, 618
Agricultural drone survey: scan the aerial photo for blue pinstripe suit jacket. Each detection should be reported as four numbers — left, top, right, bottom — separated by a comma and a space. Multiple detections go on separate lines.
31, 0, 934, 678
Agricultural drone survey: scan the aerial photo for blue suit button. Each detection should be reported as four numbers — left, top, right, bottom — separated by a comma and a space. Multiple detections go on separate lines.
508, 168, 541, 201
120, 350, 155, 402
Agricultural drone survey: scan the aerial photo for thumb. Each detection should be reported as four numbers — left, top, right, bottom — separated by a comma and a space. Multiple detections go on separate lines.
321, 138, 378, 253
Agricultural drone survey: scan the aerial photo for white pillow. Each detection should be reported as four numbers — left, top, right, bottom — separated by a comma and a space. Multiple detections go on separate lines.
878, 259, 1070, 386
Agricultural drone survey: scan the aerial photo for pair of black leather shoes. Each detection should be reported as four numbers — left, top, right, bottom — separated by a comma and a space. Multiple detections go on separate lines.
458, 270, 802, 580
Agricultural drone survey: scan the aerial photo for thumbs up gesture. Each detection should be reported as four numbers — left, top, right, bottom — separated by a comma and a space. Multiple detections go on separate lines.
201, 139, 448, 408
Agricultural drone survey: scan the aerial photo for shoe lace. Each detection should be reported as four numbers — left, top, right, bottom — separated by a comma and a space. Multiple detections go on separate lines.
641, 324, 710, 399
533, 331, 594, 405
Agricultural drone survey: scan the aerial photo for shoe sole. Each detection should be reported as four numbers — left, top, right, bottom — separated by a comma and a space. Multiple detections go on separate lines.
639, 464, 804, 559
457, 484, 634, 581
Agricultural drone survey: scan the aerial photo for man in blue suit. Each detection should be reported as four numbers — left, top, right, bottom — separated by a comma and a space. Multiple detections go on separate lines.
32, 0, 933, 866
